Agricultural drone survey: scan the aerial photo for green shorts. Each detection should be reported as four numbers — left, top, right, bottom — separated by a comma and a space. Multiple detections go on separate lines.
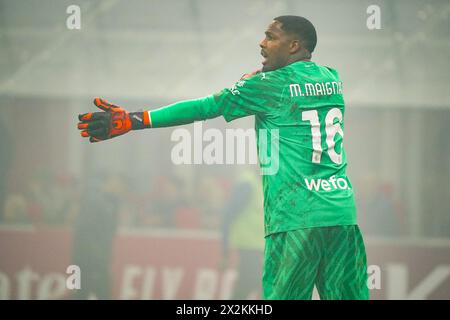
263, 225, 369, 300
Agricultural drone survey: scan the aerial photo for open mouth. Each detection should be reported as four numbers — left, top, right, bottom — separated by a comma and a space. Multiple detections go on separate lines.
261, 50, 268, 65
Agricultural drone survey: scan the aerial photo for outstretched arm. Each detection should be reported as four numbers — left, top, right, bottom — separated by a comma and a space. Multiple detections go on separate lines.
77, 69, 273, 143
77, 95, 222, 143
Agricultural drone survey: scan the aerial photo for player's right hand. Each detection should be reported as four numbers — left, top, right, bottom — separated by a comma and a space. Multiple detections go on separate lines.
77, 97, 133, 143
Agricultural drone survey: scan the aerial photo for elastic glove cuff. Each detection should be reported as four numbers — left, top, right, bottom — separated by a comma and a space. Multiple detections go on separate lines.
129, 111, 151, 130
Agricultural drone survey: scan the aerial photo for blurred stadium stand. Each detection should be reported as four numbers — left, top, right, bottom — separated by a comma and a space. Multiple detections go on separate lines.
0, 0, 449, 299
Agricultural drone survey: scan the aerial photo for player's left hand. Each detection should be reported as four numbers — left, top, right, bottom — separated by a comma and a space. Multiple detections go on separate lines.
77, 97, 133, 143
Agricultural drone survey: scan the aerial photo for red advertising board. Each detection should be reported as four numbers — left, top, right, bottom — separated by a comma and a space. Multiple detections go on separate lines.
0, 226, 449, 299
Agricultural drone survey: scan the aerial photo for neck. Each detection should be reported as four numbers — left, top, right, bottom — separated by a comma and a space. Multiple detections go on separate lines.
286, 56, 311, 66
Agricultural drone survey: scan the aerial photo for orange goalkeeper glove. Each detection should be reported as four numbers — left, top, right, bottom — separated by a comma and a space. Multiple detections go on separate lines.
77, 97, 150, 143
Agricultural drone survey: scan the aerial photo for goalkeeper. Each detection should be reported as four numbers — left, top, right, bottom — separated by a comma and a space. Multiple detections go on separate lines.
77, 16, 369, 300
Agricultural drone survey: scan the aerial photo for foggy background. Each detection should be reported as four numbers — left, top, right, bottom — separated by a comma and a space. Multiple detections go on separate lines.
0, 0, 449, 300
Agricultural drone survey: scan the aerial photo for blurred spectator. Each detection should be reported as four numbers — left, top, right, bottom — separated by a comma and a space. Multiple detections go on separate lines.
136, 175, 186, 228
3, 194, 29, 224
71, 172, 122, 299
175, 207, 202, 229
197, 175, 227, 229
221, 169, 264, 299
0, 120, 13, 222
358, 176, 406, 237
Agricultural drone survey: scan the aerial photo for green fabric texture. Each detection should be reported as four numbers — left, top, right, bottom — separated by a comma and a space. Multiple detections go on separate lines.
150, 61, 357, 236
263, 225, 369, 300
150, 95, 221, 128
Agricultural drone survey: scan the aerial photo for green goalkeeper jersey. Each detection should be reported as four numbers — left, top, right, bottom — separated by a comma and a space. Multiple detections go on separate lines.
213, 60, 357, 236
149, 60, 357, 236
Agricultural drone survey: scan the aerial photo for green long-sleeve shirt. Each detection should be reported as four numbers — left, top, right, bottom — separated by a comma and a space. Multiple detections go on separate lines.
147, 61, 357, 236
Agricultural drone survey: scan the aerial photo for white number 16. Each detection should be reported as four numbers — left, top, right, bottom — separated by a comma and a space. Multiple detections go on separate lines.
302, 108, 344, 165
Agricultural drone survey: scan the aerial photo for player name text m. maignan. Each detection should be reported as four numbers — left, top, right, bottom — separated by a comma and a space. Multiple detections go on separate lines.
289, 81, 343, 97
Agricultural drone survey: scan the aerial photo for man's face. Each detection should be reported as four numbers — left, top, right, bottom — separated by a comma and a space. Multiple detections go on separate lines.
260, 20, 293, 72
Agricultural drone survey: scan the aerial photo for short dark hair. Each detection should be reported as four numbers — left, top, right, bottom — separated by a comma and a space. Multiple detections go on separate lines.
274, 15, 317, 53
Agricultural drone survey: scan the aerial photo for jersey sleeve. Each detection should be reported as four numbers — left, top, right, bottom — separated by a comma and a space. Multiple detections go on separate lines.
149, 95, 222, 128
148, 71, 283, 128
213, 72, 283, 122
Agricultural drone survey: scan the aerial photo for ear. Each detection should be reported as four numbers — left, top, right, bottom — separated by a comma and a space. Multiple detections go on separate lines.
289, 40, 301, 54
